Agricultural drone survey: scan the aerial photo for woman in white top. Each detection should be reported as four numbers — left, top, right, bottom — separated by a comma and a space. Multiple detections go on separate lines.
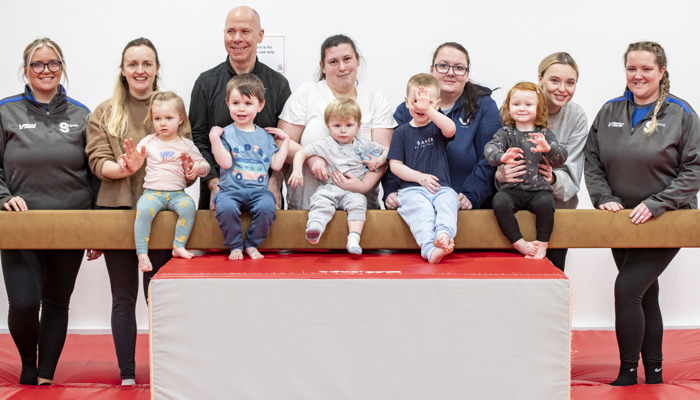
277, 34, 396, 209
496, 52, 588, 271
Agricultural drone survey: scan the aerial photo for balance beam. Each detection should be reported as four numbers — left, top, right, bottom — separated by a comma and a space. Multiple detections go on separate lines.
1, 209, 698, 250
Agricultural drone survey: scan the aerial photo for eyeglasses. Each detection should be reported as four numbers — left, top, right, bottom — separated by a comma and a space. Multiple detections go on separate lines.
29, 60, 62, 74
433, 63, 468, 76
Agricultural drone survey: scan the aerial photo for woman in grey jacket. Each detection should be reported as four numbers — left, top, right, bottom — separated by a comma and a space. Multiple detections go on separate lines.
585, 41, 700, 386
0, 38, 100, 385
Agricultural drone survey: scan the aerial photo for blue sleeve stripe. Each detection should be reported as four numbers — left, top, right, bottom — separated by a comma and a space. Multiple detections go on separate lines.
604, 96, 627, 105
0, 96, 27, 107
66, 98, 90, 112
667, 97, 691, 114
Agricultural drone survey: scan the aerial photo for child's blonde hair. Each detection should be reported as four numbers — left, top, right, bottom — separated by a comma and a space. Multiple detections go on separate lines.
324, 98, 362, 125
226, 73, 266, 103
406, 73, 441, 97
146, 91, 191, 137
500, 82, 549, 129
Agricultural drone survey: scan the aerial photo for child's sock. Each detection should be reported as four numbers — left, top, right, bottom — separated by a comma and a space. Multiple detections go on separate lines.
644, 361, 663, 384
610, 362, 638, 386
305, 222, 324, 244
122, 378, 136, 386
346, 231, 362, 255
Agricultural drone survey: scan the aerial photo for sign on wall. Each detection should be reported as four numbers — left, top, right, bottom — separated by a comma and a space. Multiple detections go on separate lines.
257, 36, 285, 75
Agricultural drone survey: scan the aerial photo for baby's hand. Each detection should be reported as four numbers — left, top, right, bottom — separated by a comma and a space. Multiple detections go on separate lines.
287, 170, 304, 188
362, 153, 385, 171
527, 132, 550, 153
412, 87, 432, 114
265, 127, 289, 141
209, 126, 224, 141
181, 153, 195, 176
418, 173, 441, 194
501, 147, 524, 164
185, 162, 203, 181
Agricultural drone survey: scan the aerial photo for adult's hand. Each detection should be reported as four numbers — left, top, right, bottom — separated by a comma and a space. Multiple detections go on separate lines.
539, 157, 554, 184
121, 138, 146, 175
495, 163, 526, 184
332, 170, 364, 193
630, 202, 653, 225
268, 169, 286, 209
306, 156, 329, 182
4, 196, 28, 212
207, 178, 220, 210
599, 201, 624, 212
385, 192, 400, 210
458, 193, 473, 210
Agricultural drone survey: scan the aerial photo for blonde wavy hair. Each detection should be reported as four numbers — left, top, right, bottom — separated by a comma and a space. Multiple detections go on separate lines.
104, 38, 160, 138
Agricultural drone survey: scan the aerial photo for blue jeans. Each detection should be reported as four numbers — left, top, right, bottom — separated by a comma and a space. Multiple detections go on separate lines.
214, 188, 277, 250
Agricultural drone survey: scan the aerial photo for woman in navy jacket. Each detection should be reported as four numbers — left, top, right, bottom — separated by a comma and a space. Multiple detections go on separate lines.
383, 42, 501, 210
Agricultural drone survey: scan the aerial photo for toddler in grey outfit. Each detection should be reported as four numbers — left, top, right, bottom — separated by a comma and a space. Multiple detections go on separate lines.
288, 98, 387, 254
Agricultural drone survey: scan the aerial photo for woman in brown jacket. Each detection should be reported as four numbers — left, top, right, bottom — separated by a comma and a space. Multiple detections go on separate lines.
85, 37, 191, 386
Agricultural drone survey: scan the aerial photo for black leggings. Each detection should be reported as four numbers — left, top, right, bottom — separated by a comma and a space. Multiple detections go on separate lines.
546, 248, 568, 272
493, 188, 555, 243
103, 249, 171, 380
611, 248, 679, 365
1, 249, 83, 381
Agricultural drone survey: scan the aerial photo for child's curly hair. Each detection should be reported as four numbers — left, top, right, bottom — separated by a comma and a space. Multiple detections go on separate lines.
500, 81, 549, 129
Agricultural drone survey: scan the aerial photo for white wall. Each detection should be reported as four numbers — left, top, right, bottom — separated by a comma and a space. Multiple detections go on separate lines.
1, 0, 699, 331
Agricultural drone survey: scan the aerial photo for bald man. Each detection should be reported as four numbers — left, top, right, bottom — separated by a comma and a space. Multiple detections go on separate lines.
190, 6, 291, 210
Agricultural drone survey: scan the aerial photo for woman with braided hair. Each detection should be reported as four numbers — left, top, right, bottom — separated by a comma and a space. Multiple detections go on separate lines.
585, 41, 700, 386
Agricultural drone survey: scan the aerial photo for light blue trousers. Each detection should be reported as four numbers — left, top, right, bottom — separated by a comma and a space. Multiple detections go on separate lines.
134, 189, 196, 255
397, 186, 458, 260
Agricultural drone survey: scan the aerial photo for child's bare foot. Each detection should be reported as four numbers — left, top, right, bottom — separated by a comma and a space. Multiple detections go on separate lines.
530, 241, 548, 259
429, 244, 454, 264
245, 247, 264, 260
513, 239, 538, 258
228, 249, 243, 261
172, 247, 194, 259
433, 232, 451, 251
138, 254, 152, 271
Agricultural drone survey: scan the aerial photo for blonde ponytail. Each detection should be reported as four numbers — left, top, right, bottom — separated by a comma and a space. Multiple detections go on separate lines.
645, 70, 669, 135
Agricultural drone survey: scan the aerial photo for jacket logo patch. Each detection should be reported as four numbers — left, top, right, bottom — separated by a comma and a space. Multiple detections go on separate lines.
19, 123, 36, 130
59, 122, 79, 133
608, 122, 624, 128
646, 122, 666, 128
